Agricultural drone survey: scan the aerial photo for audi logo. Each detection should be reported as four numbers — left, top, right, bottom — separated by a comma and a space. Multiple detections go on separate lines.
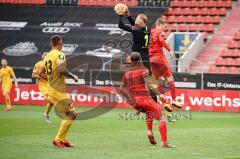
42, 27, 70, 33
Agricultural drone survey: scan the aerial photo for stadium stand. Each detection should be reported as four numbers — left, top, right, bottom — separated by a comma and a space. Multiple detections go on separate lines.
208, 30, 240, 74
163, 0, 234, 41
190, 1, 240, 74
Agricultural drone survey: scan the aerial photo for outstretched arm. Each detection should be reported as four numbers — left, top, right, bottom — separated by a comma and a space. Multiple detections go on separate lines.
127, 16, 135, 26
118, 15, 133, 32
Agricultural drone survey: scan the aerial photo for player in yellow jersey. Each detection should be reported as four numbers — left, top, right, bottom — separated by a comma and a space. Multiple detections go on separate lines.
0, 58, 18, 111
32, 51, 53, 123
39, 35, 78, 148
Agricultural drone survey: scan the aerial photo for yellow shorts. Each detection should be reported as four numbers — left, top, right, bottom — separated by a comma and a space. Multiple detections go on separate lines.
39, 86, 49, 100
46, 86, 71, 106
2, 83, 12, 95
47, 86, 75, 119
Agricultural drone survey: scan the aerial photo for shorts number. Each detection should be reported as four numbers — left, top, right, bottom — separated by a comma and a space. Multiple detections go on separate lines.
45, 60, 53, 75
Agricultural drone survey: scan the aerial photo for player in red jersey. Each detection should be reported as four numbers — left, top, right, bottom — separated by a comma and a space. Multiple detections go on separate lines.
149, 17, 182, 108
120, 52, 176, 148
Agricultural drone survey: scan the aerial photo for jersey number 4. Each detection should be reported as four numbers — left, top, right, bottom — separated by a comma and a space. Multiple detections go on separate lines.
45, 60, 53, 75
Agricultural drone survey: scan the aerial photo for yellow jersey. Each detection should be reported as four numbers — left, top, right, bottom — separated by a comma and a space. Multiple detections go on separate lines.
43, 49, 66, 92
0, 66, 14, 86
33, 61, 48, 89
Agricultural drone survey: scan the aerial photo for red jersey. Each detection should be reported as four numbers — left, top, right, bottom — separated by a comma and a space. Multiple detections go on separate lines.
149, 27, 171, 59
122, 66, 150, 99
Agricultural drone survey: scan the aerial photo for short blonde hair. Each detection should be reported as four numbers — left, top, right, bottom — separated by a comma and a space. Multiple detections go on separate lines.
137, 14, 148, 24
155, 17, 166, 26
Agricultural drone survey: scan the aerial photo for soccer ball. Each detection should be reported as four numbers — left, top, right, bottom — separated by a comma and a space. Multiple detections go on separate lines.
185, 106, 191, 111
114, 3, 128, 15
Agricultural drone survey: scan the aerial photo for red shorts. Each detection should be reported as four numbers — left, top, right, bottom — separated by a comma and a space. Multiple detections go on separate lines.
133, 97, 162, 120
150, 57, 172, 78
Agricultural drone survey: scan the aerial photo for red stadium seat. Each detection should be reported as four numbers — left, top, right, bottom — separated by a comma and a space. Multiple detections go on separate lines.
209, 8, 218, 16
227, 41, 237, 49
203, 16, 212, 24
189, 24, 198, 32
174, 8, 182, 16
192, 8, 200, 16
178, 25, 188, 32
219, 8, 227, 16
206, 24, 214, 32
221, 49, 230, 57
189, 1, 196, 8
186, 16, 194, 24
232, 49, 240, 57
201, 8, 209, 16
208, 65, 218, 73
180, 0, 188, 8
183, 8, 191, 16
238, 41, 240, 49
233, 32, 240, 41
225, 0, 232, 8
223, 58, 235, 66
171, 0, 179, 8
207, 0, 215, 8
215, 57, 224, 65
216, 0, 224, 8
235, 58, 240, 66
167, 16, 176, 23
198, 0, 206, 8
195, 16, 203, 24
218, 66, 227, 74
199, 24, 206, 32
166, 8, 174, 15
228, 67, 238, 74
177, 16, 185, 23
212, 16, 220, 24
167, 24, 178, 32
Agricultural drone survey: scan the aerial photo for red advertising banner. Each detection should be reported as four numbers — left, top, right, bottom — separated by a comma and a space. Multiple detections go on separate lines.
0, 84, 239, 112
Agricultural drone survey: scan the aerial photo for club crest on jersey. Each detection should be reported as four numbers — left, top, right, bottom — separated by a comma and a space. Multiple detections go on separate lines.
59, 55, 64, 60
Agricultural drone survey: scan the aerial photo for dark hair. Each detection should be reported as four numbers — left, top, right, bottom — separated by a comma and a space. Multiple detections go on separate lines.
155, 17, 166, 26
51, 35, 62, 47
130, 52, 141, 65
1, 58, 7, 61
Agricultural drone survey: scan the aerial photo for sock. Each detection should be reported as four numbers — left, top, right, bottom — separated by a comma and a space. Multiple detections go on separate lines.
146, 112, 153, 134
159, 120, 167, 143
55, 120, 73, 142
62, 120, 73, 142
168, 81, 176, 101
5, 96, 11, 106
44, 103, 53, 116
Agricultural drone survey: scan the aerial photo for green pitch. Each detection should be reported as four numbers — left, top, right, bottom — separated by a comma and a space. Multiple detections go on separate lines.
0, 105, 240, 159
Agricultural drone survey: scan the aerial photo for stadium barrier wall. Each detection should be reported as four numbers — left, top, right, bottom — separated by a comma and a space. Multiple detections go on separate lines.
0, 84, 239, 112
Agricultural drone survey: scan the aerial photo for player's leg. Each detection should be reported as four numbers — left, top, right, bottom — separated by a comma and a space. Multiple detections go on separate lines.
3, 92, 11, 111
43, 102, 53, 123
149, 101, 176, 148
164, 74, 182, 109
146, 111, 157, 145
2, 84, 12, 111
54, 97, 76, 148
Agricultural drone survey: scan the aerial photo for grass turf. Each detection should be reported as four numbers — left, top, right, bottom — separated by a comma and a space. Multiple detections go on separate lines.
0, 105, 240, 159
